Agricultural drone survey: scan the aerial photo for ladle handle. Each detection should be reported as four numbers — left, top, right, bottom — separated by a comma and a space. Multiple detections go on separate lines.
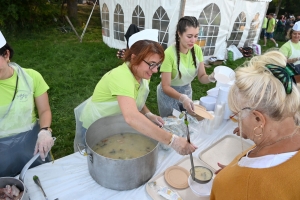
184, 113, 196, 181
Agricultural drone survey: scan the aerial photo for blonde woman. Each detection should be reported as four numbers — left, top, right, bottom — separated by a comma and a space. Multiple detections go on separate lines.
210, 51, 300, 199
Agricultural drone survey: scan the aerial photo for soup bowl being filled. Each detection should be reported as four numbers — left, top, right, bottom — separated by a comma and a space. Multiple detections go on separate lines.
190, 166, 213, 184
84, 114, 159, 191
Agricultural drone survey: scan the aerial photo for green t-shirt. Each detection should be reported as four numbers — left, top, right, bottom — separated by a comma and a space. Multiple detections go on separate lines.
92, 62, 143, 102
160, 44, 204, 79
279, 41, 300, 58
262, 17, 268, 29
0, 68, 49, 122
266, 18, 276, 33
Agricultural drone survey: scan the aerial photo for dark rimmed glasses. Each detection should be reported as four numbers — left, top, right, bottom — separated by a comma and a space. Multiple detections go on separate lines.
229, 107, 251, 123
143, 59, 162, 70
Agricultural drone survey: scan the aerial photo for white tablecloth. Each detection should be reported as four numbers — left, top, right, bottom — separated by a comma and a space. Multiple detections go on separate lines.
23, 120, 237, 200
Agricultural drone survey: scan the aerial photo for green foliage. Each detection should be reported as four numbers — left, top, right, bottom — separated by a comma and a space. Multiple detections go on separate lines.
0, 0, 61, 32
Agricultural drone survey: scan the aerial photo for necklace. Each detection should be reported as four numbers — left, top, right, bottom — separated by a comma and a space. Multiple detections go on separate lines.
253, 126, 300, 155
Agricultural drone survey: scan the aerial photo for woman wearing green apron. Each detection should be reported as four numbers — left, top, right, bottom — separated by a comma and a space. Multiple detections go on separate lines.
0, 31, 54, 177
74, 29, 197, 155
157, 16, 216, 117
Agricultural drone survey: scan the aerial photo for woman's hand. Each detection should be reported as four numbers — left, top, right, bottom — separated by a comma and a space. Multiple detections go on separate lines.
233, 127, 240, 136
170, 135, 197, 155
145, 112, 164, 127
215, 163, 226, 174
34, 130, 54, 161
288, 57, 300, 63
179, 94, 194, 114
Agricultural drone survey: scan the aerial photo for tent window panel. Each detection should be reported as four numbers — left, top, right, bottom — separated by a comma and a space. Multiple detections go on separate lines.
161, 21, 169, 31
114, 4, 125, 41
139, 17, 145, 30
198, 13, 207, 25
132, 6, 145, 31
119, 24, 124, 33
102, 3, 109, 37
244, 13, 260, 47
119, 15, 124, 23
132, 17, 138, 26
152, 6, 169, 49
152, 20, 160, 30
227, 12, 247, 47
198, 3, 221, 56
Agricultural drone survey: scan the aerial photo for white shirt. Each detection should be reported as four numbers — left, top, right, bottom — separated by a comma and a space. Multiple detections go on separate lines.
238, 150, 297, 168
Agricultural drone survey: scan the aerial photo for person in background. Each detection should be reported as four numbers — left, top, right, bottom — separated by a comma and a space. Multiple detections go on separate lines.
116, 24, 140, 59
285, 16, 295, 36
74, 29, 197, 155
157, 16, 215, 118
264, 13, 278, 47
260, 15, 268, 39
210, 51, 300, 199
280, 21, 300, 66
0, 31, 54, 177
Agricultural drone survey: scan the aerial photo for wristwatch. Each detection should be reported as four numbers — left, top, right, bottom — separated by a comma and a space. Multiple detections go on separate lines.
40, 127, 52, 133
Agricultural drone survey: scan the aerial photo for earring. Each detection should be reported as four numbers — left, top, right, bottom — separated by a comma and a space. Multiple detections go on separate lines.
253, 124, 264, 139
7, 59, 10, 63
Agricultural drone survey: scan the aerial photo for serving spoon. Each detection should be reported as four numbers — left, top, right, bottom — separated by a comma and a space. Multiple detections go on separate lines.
184, 112, 196, 181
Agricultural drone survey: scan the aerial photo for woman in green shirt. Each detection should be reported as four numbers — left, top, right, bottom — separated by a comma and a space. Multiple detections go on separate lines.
157, 16, 215, 117
75, 30, 197, 155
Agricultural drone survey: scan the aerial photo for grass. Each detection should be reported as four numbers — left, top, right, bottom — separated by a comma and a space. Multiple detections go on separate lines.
3, 5, 287, 159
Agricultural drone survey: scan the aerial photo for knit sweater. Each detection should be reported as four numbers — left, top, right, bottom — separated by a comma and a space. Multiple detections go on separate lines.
210, 150, 300, 200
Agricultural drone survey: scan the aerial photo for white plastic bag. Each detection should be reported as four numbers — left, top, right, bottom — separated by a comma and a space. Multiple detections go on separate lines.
252, 43, 261, 55
227, 45, 243, 61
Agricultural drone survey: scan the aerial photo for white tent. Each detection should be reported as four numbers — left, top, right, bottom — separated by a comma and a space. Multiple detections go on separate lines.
99, 0, 271, 60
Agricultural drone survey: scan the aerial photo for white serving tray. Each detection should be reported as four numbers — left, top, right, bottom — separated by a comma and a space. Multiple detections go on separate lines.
198, 134, 254, 170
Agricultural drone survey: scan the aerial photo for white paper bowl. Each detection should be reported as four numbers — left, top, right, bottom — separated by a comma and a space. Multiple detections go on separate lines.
214, 66, 235, 84
206, 87, 219, 98
188, 175, 213, 197
200, 96, 216, 111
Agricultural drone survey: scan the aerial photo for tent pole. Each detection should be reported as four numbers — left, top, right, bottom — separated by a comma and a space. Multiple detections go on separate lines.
180, 0, 186, 18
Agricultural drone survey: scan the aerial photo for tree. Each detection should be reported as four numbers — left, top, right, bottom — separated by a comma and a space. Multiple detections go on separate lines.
67, 0, 78, 24
273, 0, 283, 17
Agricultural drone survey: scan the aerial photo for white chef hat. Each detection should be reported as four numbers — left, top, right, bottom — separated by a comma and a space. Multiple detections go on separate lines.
292, 21, 300, 31
0, 31, 6, 48
128, 29, 159, 48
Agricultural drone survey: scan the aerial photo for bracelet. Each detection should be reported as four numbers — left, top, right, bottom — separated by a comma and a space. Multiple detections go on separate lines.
168, 134, 176, 146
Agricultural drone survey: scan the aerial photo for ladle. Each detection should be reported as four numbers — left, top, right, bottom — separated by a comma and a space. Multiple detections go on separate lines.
184, 112, 195, 181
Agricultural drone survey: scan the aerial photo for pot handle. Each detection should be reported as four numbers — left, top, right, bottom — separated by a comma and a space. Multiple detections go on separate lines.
19, 137, 56, 182
77, 143, 88, 156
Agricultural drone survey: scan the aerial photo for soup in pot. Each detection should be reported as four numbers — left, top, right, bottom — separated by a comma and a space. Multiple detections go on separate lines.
92, 133, 156, 159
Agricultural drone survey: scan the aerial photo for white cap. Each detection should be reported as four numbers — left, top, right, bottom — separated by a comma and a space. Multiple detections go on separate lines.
293, 21, 300, 31
128, 29, 158, 48
0, 31, 6, 48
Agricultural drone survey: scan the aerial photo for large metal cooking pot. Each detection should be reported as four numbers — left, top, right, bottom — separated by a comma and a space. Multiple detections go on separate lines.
0, 138, 55, 199
0, 153, 39, 200
84, 114, 159, 191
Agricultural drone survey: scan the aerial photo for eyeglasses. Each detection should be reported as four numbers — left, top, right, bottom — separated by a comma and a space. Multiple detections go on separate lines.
229, 107, 251, 123
143, 59, 162, 70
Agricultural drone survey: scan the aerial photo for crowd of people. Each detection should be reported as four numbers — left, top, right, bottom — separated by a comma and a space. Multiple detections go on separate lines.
1, 11, 300, 199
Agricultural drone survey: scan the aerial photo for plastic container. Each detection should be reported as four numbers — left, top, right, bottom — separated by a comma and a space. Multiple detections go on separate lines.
206, 87, 219, 98
200, 96, 217, 111
214, 66, 235, 84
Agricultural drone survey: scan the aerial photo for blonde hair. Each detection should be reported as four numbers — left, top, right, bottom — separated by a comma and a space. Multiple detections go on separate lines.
228, 50, 300, 121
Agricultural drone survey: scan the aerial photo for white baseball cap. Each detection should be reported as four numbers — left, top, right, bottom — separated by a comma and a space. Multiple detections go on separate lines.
0, 31, 6, 48
128, 29, 158, 48
293, 21, 300, 31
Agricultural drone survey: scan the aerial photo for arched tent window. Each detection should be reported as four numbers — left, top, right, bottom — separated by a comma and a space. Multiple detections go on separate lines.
102, 3, 109, 37
132, 6, 145, 30
198, 3, 221, 56
114, 4, 124, 41
227, 12, 246, 47
152, 6, 169, 49
244, 13, 260, 47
